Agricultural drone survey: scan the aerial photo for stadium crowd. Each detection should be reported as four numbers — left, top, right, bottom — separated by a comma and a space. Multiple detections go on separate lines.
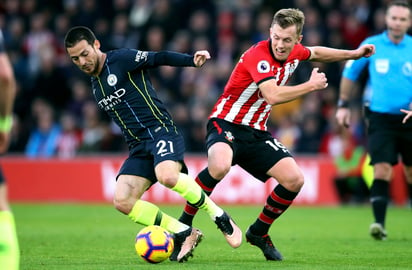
0, 0, 399, 157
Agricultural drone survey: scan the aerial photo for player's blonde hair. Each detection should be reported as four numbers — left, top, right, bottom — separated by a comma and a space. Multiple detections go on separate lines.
271, 8, 305, 36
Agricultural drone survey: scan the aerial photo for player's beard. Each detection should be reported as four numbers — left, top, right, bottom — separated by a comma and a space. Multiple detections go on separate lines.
84, 57, 101, 76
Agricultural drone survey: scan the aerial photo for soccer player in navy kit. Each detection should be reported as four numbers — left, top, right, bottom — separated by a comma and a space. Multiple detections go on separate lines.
336, 0, 412, 240
0, 29, 19, 270
64, 26, 241, 263
178, 8, 374, 260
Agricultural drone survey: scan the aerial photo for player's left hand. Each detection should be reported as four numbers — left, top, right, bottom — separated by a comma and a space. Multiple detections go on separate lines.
193, 50, 211, 67
356, 44, 375, 58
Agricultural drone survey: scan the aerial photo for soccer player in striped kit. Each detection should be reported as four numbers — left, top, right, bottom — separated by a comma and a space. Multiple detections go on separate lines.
64, 26, 241, 263
178, 8, 374, 260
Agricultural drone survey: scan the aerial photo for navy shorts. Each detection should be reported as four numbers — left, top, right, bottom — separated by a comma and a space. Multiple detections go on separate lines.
206, 118, 293, 182
117, 131, 188, 183
367, 111, 412, 166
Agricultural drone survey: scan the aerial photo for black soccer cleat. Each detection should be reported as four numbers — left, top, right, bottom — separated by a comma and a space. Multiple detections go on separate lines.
214, 211, 242, 248
245, 227, 283, 261
169, 227, 203, 262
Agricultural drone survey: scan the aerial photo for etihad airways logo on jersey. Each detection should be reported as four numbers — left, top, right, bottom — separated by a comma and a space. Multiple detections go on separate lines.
97, 88, 126, 110
135, 50, 148, 62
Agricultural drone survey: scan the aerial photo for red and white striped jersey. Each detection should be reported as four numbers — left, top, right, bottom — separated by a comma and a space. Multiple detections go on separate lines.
209, 39, 311, 131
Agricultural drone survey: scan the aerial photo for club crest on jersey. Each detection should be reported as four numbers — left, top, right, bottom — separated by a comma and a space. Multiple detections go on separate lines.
402, 62, 412, 76
224, 131, 234, 142
107, 74, 117, 86
257, 60, 270, 73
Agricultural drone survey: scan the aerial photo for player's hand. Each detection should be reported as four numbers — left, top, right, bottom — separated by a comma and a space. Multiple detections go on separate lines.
193, 50, 211, 67
401, 108, 412, 124
309, 67, 328, 90
0, 131, 10, 154
355, 44, 375, 59
336, 107, 351, 128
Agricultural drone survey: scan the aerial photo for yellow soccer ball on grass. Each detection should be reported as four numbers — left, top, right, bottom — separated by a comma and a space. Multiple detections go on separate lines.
135, 225, 174, 264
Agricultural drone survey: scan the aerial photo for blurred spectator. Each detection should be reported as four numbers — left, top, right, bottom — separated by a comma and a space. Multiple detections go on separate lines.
30, 45, 71, 114
273, 115, 301, 152
22, 11, 57, 77
320, 125, 369, 204
66, 78, 93, 124
294, 113, 324, 154
78, 100, 106, 153
8, 114, 28, 153
56, 111, 82, 158
109, 13, 139, 49
25, 98, 61, 158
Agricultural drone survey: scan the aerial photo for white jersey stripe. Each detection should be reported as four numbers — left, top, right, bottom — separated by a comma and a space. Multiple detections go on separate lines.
227, 82, 257, 123
242, 97, 265, 126
253, 103, 272, 130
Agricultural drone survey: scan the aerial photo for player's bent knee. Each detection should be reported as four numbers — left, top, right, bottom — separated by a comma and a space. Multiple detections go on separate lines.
157, 176, 179, 188
209, 163, 231, 180
282, 174, 304, 192
113, 197, 132, 215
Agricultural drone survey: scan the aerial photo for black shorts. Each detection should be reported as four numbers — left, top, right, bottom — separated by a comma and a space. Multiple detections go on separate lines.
206, 118, 293, 182
367, 111, 412, 166
117, 131, 188, 183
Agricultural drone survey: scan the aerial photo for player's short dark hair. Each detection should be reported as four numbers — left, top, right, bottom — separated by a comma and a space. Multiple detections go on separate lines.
64, 26, 97, 49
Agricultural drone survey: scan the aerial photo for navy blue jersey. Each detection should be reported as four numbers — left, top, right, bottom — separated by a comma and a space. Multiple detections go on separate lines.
91, 48, 194, 148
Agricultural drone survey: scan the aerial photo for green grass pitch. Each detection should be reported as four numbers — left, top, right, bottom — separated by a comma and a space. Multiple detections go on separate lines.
13, 203, 411, 270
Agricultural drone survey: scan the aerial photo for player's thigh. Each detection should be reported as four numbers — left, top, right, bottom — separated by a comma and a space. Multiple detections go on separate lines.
154, 160, 182, 187
368, 129, 397, 165
266, 157, 304, 191
116, 155, 157, 200
237, 138, 292, 182
399, 130, 412, 166
207, 142, 233, 179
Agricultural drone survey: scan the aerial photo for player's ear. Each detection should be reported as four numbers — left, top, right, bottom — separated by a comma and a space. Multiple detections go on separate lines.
297, 34, 303, 44
93, 39, 101, 50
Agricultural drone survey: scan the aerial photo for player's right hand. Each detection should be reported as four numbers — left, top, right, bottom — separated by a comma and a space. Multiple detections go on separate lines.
309, 67, 328, 90
336, 107, 351, 128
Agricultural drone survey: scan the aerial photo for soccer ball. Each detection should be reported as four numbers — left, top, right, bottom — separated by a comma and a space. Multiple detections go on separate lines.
135, 225, 174, 263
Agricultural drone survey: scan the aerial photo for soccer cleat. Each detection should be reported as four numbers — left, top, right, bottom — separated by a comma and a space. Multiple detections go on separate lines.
169, 227, 203, 262
369, 223, 387, 240
214, 212, 242, 248
246, 227, 283, 261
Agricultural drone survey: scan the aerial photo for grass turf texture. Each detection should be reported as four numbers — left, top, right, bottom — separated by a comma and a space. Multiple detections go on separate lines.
13, 204, 411, 270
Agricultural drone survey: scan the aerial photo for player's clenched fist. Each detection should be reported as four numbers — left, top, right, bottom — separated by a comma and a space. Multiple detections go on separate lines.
193, 50, 211, 67
309, 67, 328, 90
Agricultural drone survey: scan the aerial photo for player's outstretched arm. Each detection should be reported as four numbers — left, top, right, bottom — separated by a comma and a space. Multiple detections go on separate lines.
308, 44, 375, 62
401, 109, 412, 124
